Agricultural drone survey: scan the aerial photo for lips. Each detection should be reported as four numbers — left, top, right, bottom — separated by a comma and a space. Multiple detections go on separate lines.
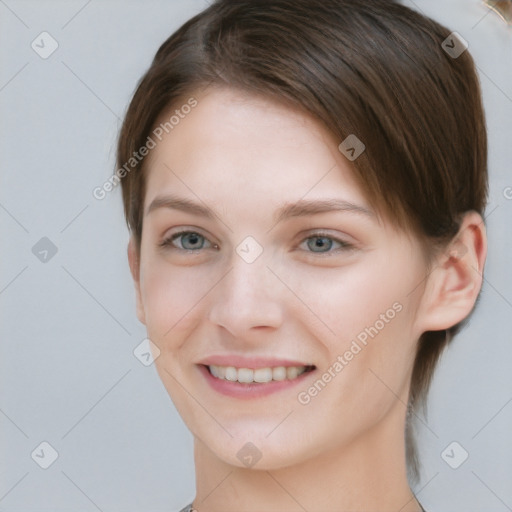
197, 356, 316, 398
198, 355, 314, 369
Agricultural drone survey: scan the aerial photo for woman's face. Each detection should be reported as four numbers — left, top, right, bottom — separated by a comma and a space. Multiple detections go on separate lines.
131, 86, 431, 469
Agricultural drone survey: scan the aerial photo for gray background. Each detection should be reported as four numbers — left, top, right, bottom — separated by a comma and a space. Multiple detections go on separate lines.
0, 1, 511, 511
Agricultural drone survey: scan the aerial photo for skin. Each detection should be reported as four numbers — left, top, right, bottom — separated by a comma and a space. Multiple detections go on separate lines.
128, 87, 487, 512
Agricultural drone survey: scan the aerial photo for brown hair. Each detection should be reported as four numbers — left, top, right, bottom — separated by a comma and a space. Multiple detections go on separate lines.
117, 0, 487, 480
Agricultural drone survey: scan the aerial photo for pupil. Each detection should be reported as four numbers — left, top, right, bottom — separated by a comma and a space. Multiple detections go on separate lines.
185, 233, 200, 248
310, 236, 331, 252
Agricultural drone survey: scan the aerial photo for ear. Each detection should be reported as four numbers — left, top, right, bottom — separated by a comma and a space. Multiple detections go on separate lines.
414, 211, 487, 333
127, 237, 146, 325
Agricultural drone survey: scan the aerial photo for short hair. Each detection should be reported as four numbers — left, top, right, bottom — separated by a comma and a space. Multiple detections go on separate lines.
117, 0, 488, 480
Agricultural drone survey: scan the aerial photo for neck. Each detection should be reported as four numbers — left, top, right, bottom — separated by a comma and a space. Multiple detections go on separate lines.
191, 403, 422, 512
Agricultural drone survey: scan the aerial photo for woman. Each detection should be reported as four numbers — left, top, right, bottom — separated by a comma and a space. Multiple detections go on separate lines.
117, 1, 488, 510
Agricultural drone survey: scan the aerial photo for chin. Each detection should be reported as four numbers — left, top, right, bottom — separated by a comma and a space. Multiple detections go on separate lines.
197, 427, 325, 471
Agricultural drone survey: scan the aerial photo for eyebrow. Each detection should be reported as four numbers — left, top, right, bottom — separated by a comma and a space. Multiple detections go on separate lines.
146, 194, 375, 223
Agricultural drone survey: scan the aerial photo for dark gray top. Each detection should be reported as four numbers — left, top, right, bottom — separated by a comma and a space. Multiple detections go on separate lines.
178, 501, 427, 511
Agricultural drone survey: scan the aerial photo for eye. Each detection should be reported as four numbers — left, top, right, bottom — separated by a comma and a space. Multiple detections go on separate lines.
159, 230, 353, 255
159, 230, 217, 251
299, 233, 353, 254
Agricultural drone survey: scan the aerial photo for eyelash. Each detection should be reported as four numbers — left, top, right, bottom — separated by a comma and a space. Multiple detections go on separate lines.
158, 230, 354, 256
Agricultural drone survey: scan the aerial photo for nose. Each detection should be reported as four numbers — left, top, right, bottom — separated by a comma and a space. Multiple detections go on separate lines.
208, 252, 284, 339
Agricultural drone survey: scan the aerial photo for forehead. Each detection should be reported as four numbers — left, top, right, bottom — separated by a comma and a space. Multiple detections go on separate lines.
143, 87, 371, 219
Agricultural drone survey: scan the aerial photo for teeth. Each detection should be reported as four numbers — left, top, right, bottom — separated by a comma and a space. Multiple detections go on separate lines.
238, 368, 254, 383
254, 368, 272, 383
225, 366, 237, 381
272, 366, 287, 381
208, 365, 310, 383
287, 366, 299, 379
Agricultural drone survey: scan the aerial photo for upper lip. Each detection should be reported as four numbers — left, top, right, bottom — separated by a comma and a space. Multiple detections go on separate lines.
198, 355, 314, 369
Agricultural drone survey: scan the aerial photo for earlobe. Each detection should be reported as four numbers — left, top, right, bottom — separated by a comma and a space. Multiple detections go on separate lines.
127, 237, 146, 325
416, 211, 487, 333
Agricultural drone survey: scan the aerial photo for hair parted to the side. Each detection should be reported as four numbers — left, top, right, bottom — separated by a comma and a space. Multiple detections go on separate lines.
117, 0, 487, 482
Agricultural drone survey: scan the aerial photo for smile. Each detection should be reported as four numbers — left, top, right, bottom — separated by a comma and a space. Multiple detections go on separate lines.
208, 364, 315, 383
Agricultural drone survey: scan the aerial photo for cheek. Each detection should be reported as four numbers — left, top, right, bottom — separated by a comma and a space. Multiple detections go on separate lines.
291, 257, 419, 400
282, 257, 411, 341
139, 254, 222, 345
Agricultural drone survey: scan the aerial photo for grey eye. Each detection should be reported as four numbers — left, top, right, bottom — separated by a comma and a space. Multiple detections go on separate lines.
306, 236, 334, 253
162, 231, 212, 251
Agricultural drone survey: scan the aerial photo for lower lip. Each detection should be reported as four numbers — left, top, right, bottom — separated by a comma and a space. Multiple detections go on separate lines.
198, 365, 315, 399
